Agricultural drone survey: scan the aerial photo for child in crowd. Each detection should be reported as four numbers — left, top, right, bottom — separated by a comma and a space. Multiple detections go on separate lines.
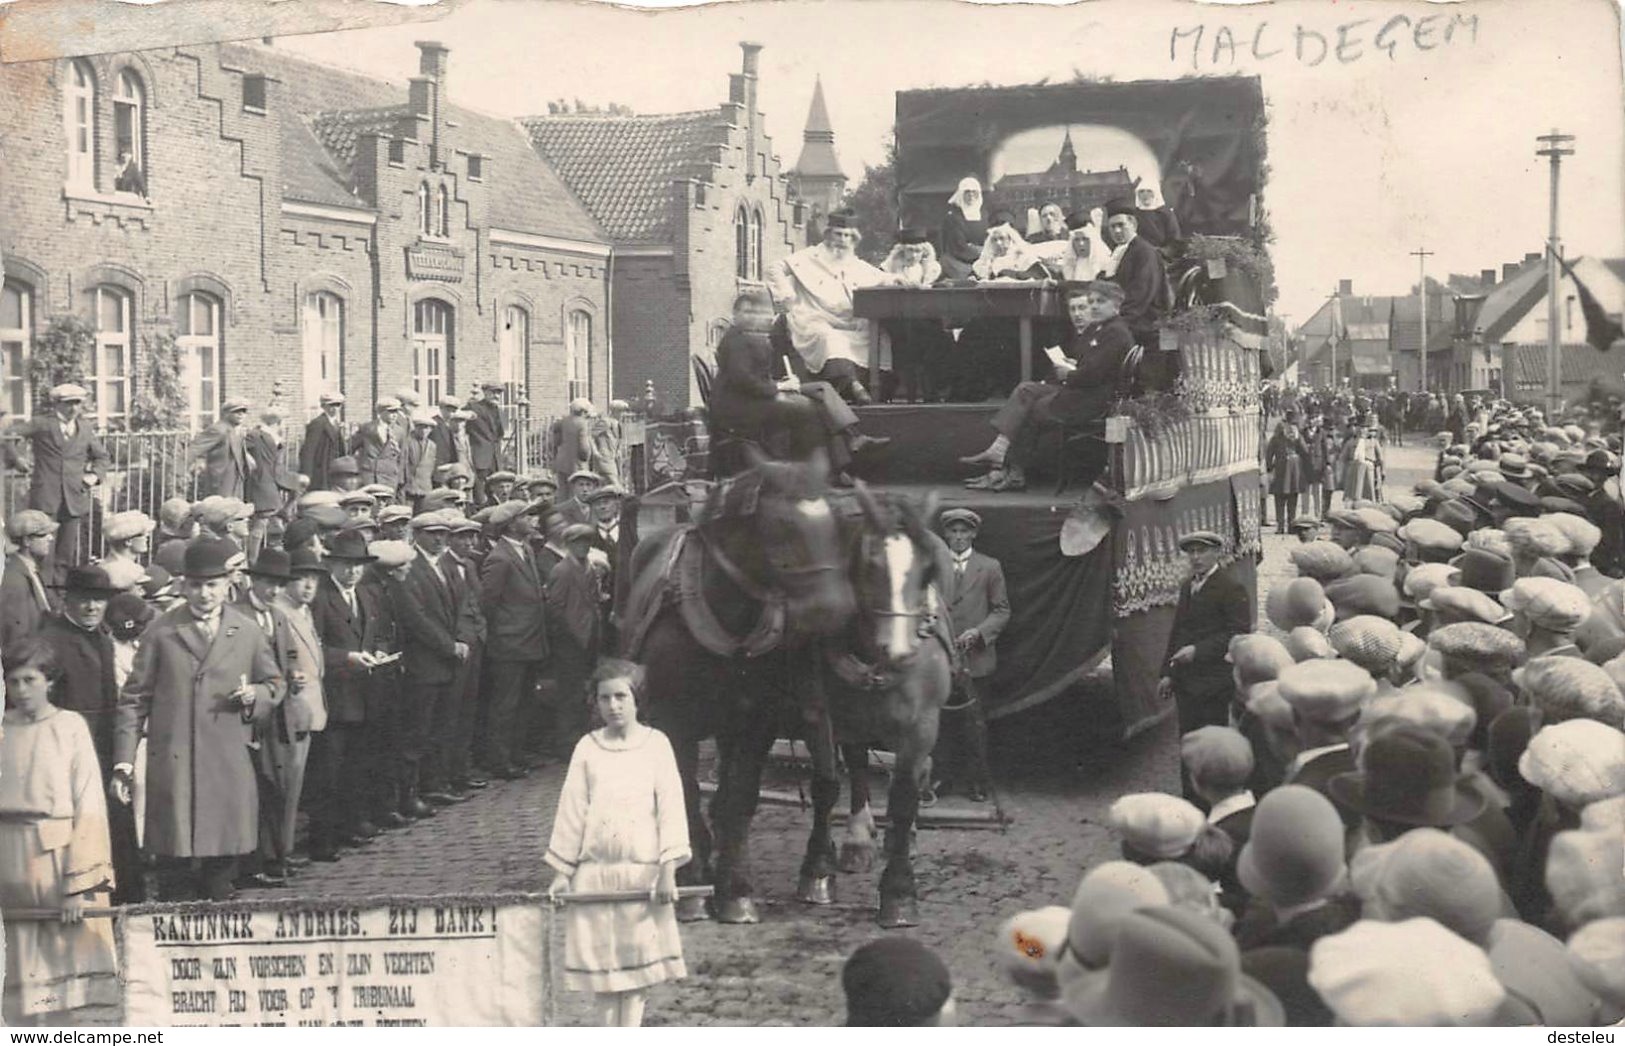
546, 659, 689, 1027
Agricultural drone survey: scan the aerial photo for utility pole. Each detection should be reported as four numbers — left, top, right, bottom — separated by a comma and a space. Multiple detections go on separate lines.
1537, 130, 1575, 415
1411, 247, 1434, 393
1330, 289, 1343, 388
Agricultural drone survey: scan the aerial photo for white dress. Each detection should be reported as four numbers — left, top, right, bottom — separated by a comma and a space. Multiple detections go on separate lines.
545, 726, 691, 993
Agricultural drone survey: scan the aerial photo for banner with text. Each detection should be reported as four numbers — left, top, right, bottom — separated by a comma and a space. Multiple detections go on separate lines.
117, 896, 548, 1027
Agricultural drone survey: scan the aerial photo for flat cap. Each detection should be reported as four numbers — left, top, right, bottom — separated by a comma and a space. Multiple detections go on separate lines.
1519, 720, 1625, 807
1518, 657, 1625, 730
939, 508, 982, 530
1108, 793, 1206, 859
1323, 574, 1401, 621
368, 540, 415, 569
584, 485, 625, 504
329, 455, 360, 476
1276, 659, 1377, 723
562, 523, 596, 544
319, 391, 346, 406
103, 510, 155, 543
567, 469, 600, 485
1399, 518, 1464, 554
1290, 542, 1355, 583
377, 504, 414, 525
49, 382, 87, 401
1180, 726, 1254, 789
1428, 621, 1527, 666
1422, 584, 1513, 625
410, 511, 452, 531
7, 509, 60, 541
1330, 615, 1404, 675
1500, 577, 1593, 632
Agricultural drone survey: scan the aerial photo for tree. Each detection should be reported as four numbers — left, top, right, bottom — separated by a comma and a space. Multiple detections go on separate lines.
846, 136, 899, 264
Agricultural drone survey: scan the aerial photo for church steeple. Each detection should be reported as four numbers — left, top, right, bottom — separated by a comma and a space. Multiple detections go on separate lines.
792, 76, 845, 180
1054, 126, 1078, 174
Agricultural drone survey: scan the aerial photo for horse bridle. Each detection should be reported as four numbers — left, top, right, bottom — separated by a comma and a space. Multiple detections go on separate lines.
701, 525, 841, 605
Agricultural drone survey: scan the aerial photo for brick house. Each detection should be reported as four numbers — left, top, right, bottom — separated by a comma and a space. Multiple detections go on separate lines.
522, 43, 806, 411
0, 38, 612, 429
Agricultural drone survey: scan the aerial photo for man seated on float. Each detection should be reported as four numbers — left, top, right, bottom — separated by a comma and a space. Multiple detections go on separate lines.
960, 280, 1135, 493
1031, 210, 1109, 348
711, 289, 889, 486
766, 209, 898, 406
964, 215, 1052, 394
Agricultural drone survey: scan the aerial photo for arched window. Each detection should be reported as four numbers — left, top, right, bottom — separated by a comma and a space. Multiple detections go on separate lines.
751, 207, 765, 281
87, 285, 133, 428
302, 291, 344, 408
63, 60, 96, 189
498, 305, 528, 389
1, 279, 33, 416
566, 309, 593, 403
437, 183, 450, 237
113, 70, 146, 195
734, 206, 750, 280
418, 182, 432, 235
412, 299, 452, 405
176, 291, 223, 429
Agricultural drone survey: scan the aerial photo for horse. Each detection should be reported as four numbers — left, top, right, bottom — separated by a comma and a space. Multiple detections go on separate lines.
623, 449, 857, 924
812, 486, 957, 927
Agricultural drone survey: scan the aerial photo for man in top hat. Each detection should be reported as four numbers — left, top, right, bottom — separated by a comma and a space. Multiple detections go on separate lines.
960, 281, 1136, 493
1161, 531, 1251, 745
401, 409, 440, 511
38, 563, 143, 901
391, 512, 476, 812
766, 208, 902, 405
480, 500, 551, 776
244, 403, 300, 560
546, 523, 602, 755
302, 391, 347, 491
112, 538, 286, 900
1103, 201, 1171, 352
466, 382, 507, 503
931, 508, 1008, 803
1, 509, 60, 651
190, 396, 254, 499
350, 398, 404, 493
23, 382, 109, 584
306, 531, 392, 858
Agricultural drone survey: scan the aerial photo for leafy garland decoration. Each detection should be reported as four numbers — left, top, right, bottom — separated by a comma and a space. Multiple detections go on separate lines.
131, 330, 187, 431
29, 314, 93, 412
1113, 391, 1192, 439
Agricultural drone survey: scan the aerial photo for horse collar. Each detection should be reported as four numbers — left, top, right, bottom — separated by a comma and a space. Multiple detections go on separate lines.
700, 529, 773, 603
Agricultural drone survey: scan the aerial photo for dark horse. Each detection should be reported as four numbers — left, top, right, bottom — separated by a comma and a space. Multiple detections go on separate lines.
819, 486, 955, 927
623, 451, 856, 924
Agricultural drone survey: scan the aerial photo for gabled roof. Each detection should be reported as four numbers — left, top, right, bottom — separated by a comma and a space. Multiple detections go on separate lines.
1474, 259, 1549, 343
1389, 290, 1457, 354
520, 111, 721, 244
223, 43, 604, 241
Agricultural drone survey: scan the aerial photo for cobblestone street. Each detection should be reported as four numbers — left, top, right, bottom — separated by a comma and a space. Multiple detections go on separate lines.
292, 441, 1439, 1026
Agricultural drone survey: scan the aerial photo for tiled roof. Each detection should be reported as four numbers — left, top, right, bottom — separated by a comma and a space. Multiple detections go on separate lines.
1390, 291, 1458, 354
1508, 343, 1622, 388
222, 43, 604, 241
521, 111, 722, 244
1475, 259, 1548, 343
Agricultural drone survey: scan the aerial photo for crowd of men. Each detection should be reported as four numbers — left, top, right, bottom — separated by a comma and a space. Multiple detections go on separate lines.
0, 380, 632, 904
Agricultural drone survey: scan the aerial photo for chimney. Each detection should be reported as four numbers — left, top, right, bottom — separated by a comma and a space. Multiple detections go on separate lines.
1480, 268, 1496, 287
1503, 263, 1519, 280
1524, 252, 1542, 265
413, 41, 447, 168
740, 41, 762, 182
1338, 279, 1353, 296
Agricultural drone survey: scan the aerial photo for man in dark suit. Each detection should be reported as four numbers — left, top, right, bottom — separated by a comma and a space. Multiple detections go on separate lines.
190, 397, 253, 499
300, 392, 346, 491
933, 508, 1008, 803
430, 395, 461, 468
24, 383, 109, 584
480, 501, 550, 776
1, 510, 59, 653
467, 383, 506, 504
391, 513, 472, 812
1161, 530, 1251, 738
350, 397, 404, 493
1104, 204, 1171, 349
1182, 725, 1257, 845
306, 532, 391, 860
546, 524, 601, 755
443, 517, 490, 795
38, 564, 142, 900
244, 406, 300, 560
586, 485, 624, 649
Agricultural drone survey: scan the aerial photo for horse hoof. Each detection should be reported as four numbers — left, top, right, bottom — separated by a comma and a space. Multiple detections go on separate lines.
877, 897, 919, 929
676, 896, 712, 923
838, 843, 875, 874
715, 897, 761, 924
797, 873, 838, 905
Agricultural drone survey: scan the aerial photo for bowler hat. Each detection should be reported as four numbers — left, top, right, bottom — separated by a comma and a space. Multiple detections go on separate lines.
329, 456, 360, 476
1448, 547, 1515, 593
324, 530, 377, 562
289, 547, 326, 575
52, 564, 122, 598
1329, 725, 1486, 827
1065, 862, 1171, 970
182, 537, 240, 580
248, 549, 294, 581
1236, 786, 1347, 908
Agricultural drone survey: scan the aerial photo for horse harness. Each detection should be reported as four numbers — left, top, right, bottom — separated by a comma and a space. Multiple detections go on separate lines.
671, 526, 787, 659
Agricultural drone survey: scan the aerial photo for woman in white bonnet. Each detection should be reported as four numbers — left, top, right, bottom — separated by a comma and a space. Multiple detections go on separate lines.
881, 230, 950, 402
940, 177, 987, 281
1133, 179, 1182, 250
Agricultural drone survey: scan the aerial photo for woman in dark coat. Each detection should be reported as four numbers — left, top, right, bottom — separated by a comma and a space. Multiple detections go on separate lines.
939, 177, 987, 282
1266, 416, 1310, 533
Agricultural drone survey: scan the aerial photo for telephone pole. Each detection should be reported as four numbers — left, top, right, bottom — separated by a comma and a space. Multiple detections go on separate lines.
1537, 130, 1575, 415
1410, 247, 1434, 393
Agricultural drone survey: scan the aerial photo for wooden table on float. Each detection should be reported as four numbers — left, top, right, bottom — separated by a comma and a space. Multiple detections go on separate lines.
853, 281, 1069, 384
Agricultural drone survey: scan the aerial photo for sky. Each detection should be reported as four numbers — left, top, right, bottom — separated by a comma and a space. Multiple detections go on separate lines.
274, 0, 1625, 327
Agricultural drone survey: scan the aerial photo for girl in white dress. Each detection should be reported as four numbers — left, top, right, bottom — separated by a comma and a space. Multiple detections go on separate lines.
545, 659, 690, 1027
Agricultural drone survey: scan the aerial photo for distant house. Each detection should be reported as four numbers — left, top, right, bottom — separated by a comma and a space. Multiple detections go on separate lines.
522, 43, 807, 411
1388, 276, 1489, 392
1295, 281, 1396, 390
1480, 255, 1625, 404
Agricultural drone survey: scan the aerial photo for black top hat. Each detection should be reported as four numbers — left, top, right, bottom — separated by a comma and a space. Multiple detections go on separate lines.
52, 564, 122, 597
825, 209, 857, 230
325, 530, 377, 563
